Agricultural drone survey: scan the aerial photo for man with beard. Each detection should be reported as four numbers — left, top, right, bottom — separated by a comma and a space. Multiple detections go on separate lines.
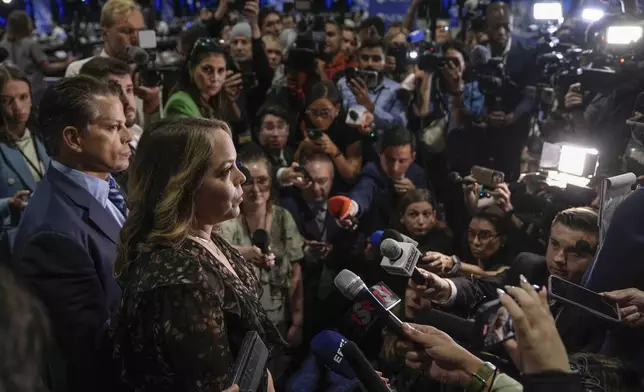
79, 57, 139, 191
337, 37, 408, 132
321, 20, 357, 82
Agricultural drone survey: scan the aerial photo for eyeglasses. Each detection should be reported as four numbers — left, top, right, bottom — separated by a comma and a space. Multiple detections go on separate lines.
242, 175, 271, 190
468, 230, 499, 243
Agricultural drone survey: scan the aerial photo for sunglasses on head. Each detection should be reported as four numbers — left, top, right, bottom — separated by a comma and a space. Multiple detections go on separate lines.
189, 37, 225, 59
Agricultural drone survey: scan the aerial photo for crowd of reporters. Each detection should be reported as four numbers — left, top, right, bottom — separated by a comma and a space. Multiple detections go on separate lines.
2, 0, 644, 391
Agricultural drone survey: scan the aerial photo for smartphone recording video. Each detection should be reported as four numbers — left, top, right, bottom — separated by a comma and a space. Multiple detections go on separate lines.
471, 166, 505, 189
476, 299, 515, 349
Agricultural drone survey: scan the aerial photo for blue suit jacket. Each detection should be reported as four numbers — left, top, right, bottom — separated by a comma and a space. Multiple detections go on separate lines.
348, 161, 426, 234
0, 139, 50, 223
280, 194, 361, 270
11, 164, 122, 392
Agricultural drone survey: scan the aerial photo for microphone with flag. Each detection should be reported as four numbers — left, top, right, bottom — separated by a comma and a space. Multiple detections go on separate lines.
335, 270, 404, 339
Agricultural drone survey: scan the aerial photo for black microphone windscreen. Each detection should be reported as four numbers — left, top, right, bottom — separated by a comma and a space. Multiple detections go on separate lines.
252, 229, 270, 254
0, 48, 8, 63
414, 308, 475, 345
382, 229, 404, 243
448, 172, 462, 184
126, 46, 149, 65
343, 341, 391, 392
470, 44, 491, 67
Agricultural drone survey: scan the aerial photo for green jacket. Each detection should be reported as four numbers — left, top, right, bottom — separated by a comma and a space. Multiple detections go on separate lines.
163, 91, 202, 119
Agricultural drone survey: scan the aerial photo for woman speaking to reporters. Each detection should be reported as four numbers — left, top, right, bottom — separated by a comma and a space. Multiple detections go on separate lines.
111, 118, 284, 391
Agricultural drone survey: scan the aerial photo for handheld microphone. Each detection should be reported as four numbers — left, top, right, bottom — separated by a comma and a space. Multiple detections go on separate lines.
379, 238, 426, 285
340, 281, 401, 343
310, 330, 356, 379
448, 172, 477, 186
370, 229, 418, 251
312, 330, 391, 392
369, 230, 384, 247
328, 196, 359, 229
470, 44, 491, 68
382, 229, 418, 247
252, 229, 271, 254
414, 308, 476, 345
335, 270, 405, 337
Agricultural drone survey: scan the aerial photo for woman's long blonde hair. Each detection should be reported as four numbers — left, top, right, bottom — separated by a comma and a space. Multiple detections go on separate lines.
114, 117, 231, 278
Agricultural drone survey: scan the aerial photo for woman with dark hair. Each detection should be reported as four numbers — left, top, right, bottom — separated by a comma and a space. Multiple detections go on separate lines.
422, 206, 516, 277
294, 80, 364, 194
0, 65, 49, 226
112, 118, 284, 392
392, 188, 453, 254
219, 147, 304, 384
164, 37, 242, 126
0, 11, 74, 104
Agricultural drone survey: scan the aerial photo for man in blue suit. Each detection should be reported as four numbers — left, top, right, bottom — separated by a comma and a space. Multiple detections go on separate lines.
12, 76, 132, 392
341, 127, 427, 235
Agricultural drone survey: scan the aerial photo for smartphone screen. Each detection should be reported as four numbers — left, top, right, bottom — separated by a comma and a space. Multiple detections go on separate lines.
548, 275, 621, 322
471, 166, 505, 188
477, 299, 515, 348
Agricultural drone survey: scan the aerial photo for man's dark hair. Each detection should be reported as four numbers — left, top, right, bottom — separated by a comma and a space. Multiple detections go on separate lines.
79, 56, 131, 82
552, 207, 599, 235
378, 127, 416, 153
360, 37, 385, 52
258, 7, 279, 28
360, 16, 386, 38
442, 40, 469, 64
258, 103, 289, 124
39, 76, 118, 157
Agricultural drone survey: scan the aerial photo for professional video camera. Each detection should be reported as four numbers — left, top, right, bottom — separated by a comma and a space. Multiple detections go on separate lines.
285, 16, 326, 73
127, 30, 181, 88
405, 40, 459, 73
464, 44, 516, 111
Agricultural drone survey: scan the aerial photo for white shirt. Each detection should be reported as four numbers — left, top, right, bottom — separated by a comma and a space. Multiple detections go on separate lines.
65, 49, 109, 77
129, 124, 144, 149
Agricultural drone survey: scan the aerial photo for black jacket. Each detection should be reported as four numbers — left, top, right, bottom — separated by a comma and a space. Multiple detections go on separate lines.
440, 252, 600, 352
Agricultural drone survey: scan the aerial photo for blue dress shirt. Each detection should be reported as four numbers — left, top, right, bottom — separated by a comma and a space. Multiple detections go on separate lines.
337, 76, 408, 131
51, 160, 126, 227
446, 81, 486, 134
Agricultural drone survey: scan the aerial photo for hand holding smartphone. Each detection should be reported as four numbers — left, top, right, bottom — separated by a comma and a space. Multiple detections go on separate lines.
548, 275, 622, 323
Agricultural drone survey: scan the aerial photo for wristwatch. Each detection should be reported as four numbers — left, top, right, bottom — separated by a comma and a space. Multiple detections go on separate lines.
466, 362, 497, 392
448, 255, 462, 275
